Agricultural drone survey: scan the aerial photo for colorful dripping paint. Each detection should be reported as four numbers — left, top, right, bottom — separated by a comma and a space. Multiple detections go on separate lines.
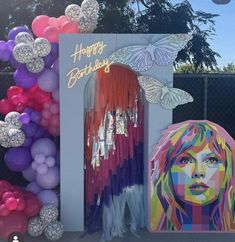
149, 120, 235, 231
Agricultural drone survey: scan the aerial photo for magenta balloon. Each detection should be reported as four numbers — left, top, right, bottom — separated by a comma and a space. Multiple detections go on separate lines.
38, 69, 59, 92
26, 182, 42, 194
22, 166, 36, 182
4, 147, 32, 172
31, 138, 56, 157
14, 68, 37, 89
37, 190, 58, 207
52, 89, 60, 102
36, 166, 60, 189
8, 26, 31, 40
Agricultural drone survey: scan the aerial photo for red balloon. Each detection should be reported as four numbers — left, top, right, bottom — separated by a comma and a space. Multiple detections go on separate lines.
2, 192, 14, 203
7, 86, 23, 98
0, 99, 14, 115
0, 204, 10, 217
0, 181, 11, 197
23, 192, 41, 218
5, 198, 17, 211
32, 15, 50, 37
16, 198, 26, 212
0, 211, 27, 239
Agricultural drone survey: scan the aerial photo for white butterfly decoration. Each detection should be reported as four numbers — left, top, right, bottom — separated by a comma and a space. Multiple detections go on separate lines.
109, 34, 192, 71
138, 76, 194, 109
65, 0, 99, 33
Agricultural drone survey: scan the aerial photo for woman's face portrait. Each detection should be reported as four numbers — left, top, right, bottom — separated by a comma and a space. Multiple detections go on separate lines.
170, 144, 226, 206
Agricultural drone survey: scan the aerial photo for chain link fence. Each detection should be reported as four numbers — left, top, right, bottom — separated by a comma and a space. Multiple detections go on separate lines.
1, 72, 235, 184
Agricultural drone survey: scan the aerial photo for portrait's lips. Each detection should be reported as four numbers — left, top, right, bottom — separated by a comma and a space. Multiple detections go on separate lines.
189, 182, 209, 194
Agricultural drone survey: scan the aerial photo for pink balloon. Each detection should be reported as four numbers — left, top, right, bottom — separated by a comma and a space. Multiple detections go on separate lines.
32, 15, 50, 37
48, 17, 59, 28
57, 15, 69, 26
40, 119, 49, 128
62, 21, 79, 33
43, 26, 59, 43
50, 103, 59, 114
2, 192, 14, 203
0, 204, 10, 217
50, 114, 59, 126
42, 109, 51, 119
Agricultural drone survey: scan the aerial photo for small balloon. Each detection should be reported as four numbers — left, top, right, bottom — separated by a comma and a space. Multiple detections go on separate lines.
19, 113, 31, 124
34, 37, 51, 57
26, 57, 45, 73
15, 32, 34, 45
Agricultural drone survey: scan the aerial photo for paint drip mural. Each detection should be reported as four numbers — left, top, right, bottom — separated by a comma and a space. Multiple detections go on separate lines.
149, 120, 235, 231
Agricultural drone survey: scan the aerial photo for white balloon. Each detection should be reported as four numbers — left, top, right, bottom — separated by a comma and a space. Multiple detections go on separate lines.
8, 129, 26, 147
15, 32, 34, 45
26, 57, 45, 73
13, 43, 35, 63
65, 4, 81, 22
34, 38, 51, 57
81, 0, 99, 16
5, 111, 22, 129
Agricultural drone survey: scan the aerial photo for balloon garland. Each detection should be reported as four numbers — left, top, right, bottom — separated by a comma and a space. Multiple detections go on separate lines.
0, 0, 99, 240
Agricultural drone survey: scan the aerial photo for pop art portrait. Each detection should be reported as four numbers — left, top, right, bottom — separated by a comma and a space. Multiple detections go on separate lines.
150, 120, 235, 231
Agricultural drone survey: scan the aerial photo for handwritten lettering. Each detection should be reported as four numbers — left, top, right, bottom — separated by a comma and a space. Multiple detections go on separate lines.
71, 41, 107, 63
67, 58, 114, 88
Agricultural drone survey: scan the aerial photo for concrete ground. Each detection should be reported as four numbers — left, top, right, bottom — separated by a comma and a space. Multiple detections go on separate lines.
1, 230, 235, 242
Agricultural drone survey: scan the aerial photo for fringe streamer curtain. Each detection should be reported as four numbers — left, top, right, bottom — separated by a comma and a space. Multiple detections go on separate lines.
84, 65, 145, 241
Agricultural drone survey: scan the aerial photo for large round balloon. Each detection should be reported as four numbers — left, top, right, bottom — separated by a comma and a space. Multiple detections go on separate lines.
37, 190, 59, 207
0, 211, 27, 239
4, 147, 32, 172
37, 69, 59, 92
31, 138, 56, 157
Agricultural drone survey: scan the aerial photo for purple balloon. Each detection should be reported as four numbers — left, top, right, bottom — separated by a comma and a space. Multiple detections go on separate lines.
52, 59, 59, 74
0, 41, 11, 61
37, 69, 59, 92
7, 40, 15, 52
31, 138, 56, 157
4, 147, 32, 172
26, 181, 42, 194
22, 165, 36, 181
22, 136, 33, 147
36, 166, 60, 189
19, 112, 31, 124
14, 68, 37, 89
43, 44, 58, 67
22, 122, 39, 137
37, 190, 59, 207
30, 111, 41, 124
8, 26, 31, 40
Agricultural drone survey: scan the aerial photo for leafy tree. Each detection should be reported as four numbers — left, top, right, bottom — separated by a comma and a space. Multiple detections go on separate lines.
221, 62, 235, 73
0, 0, 221, 71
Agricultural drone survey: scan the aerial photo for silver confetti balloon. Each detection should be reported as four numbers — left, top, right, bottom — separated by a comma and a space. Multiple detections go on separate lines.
26, 57, 44, 73
0, 121, 11, 148
28, 217, 45, 237
65, 4, 81, 22
15, 32, 34, 45
78, 16, 98, 33
81, 0, 99, 17
8, 129, 25, 147
13, 43, 35, 63
44, 221, 63, 241
5, 112, 22, 129
34, 38, 51, 57
40, 205, 59, 225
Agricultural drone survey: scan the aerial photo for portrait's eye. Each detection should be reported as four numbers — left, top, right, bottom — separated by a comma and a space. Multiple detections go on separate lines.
205, 157, 219, 166
179, 157, 193, 165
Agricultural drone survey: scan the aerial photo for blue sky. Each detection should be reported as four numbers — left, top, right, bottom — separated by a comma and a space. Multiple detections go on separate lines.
172, 0, 235, 67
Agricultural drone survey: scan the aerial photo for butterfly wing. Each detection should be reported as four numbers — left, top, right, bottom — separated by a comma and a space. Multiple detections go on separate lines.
153, 34, 192, 66
160, 87, 194, 109
138, 76, 164, 103
109, 45, 153, 71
